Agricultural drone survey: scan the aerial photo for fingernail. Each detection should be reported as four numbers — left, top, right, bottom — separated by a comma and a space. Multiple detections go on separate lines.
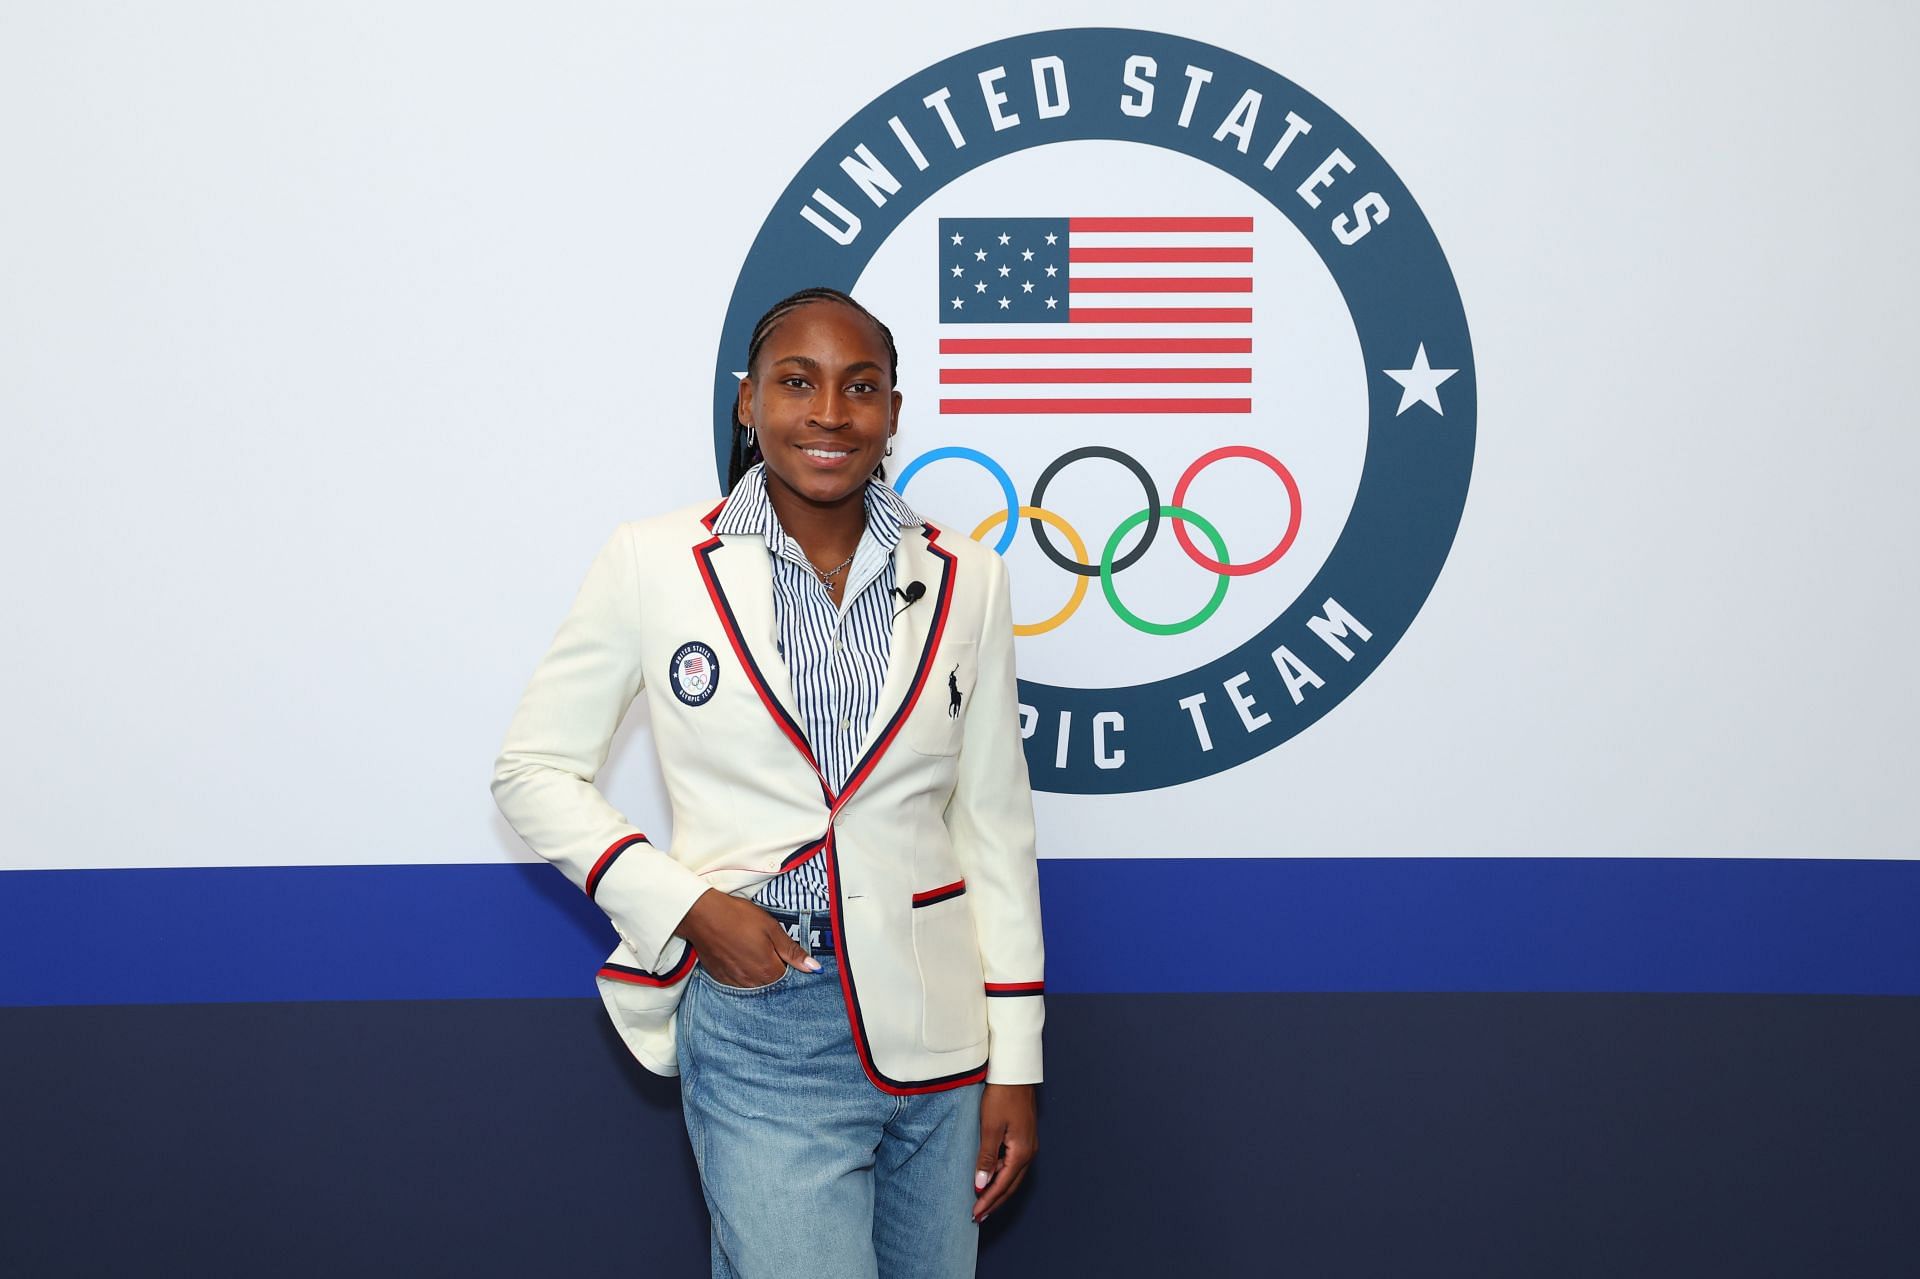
975, 1170, 990, 1190
803, 957, 822, 972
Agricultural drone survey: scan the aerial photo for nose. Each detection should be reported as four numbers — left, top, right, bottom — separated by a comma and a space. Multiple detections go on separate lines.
810, 384, 851, 428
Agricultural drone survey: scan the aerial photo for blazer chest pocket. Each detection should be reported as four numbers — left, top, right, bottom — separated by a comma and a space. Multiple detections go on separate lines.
907, 640, 976, 756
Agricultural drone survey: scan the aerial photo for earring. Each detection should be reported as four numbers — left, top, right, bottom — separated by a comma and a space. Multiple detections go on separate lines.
742, 425, 756, 447
885, 443, 893, 456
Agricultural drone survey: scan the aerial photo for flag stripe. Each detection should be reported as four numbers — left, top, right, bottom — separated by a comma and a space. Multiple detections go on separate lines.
1070, 246, 1252, 263
940, 367, 1251, 384
1069, 307, 1252, 324
1069, 276, 1252, 294
940, 398, 1253, 415
1068, 217, 1253, 232
939, 337, 1253, 354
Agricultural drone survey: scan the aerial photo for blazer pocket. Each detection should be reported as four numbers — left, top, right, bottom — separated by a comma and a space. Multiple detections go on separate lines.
911, 889, 988, 1052
907, 639, 976, 757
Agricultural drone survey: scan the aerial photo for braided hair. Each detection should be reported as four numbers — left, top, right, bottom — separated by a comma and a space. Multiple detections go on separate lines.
727, 287, 901, 489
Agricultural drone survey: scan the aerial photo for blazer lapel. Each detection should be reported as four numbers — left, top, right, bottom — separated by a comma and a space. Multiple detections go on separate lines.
837, 522, 958, 811
692, 530, 823, 792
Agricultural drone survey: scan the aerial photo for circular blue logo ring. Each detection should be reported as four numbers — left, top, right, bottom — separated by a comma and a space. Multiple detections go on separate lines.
713, 28, 1475, 794
892, 446, 1020, 554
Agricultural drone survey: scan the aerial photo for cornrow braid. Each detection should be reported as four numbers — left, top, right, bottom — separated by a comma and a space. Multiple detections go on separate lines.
727, 287, 900, 489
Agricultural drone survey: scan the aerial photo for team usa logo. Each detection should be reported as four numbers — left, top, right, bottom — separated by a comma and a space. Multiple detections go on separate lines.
669, 641, 719, 707
716, 29, 1475, 794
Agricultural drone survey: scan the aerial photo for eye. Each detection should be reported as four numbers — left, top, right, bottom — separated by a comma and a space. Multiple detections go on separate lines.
847, 381, 877, 394
780, 376, 811, 390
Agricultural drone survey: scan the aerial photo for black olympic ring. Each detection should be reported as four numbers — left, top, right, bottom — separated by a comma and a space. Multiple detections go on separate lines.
1028, 446, 1162, 577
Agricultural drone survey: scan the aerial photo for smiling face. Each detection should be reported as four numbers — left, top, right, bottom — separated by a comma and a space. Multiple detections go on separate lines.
737, 299, 901, 519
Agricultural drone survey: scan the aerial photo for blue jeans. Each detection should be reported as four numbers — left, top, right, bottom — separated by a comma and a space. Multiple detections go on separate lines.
676, 954, 983, 1279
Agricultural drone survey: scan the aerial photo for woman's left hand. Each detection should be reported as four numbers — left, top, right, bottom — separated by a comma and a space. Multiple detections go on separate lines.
972, 1082, 1038, 1222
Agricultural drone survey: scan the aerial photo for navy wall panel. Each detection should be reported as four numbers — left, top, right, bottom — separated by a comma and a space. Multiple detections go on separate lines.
6, 993, 1917, 1277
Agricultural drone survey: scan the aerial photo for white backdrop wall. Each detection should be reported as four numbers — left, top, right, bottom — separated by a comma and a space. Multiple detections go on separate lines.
3, 1, 1914, 872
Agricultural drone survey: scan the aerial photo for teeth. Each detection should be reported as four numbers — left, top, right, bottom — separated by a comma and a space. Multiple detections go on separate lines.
803, 447, 851, 459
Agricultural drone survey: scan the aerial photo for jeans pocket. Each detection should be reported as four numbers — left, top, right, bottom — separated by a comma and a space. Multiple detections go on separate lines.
697, 962, 796, 996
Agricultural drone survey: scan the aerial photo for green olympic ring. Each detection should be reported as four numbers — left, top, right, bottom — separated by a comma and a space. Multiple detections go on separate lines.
1100, 506, 1232, 636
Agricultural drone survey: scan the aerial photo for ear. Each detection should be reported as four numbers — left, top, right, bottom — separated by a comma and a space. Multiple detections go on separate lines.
889, 388, 903, 432
737, 376, 755, 428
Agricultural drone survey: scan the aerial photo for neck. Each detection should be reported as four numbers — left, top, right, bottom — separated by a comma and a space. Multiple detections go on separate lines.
763, 471, 867, 565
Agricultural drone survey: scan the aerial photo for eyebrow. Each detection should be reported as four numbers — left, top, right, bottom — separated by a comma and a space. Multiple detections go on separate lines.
770, 355, 885, 377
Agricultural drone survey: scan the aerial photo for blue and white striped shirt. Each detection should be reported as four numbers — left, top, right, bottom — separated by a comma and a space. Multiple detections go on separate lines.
711, 462, 923, 912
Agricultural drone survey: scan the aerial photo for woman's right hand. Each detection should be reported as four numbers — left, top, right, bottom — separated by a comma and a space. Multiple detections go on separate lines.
673, 888, 821, 987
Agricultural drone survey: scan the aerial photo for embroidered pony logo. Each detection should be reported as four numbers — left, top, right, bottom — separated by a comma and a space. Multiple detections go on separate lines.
948, 666, 962, 718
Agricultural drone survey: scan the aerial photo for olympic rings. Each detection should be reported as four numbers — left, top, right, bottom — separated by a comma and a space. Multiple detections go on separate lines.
1029, 446, 1161, 577
1170, 445, 1301, 576
971, 506, 1089, 636
1101, 506, 1232, 636
893, 447, 1020, 554
892, 442, 1298, 635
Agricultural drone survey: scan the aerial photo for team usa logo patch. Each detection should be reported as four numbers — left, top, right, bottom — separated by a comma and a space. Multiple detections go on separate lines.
669, 641, 719, 707
715, 29, 1475, 794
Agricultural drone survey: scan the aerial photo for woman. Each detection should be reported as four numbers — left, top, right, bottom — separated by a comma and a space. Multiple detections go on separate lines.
492, 287, 1044, 1277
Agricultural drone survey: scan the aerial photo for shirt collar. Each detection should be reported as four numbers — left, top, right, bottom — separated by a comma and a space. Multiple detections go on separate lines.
713, 462, 923, 556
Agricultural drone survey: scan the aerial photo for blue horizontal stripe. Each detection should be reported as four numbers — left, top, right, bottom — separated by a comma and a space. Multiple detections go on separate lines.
2, 858, 1916, 1006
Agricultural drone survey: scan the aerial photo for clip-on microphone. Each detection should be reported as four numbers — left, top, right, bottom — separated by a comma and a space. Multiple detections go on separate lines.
890, 580, 926, 619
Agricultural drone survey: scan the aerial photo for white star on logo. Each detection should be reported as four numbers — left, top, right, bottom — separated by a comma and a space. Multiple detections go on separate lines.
950, 264, 964, 278
1044, 232, 1058, 245
998, 297, 1011, 309
997, 264, 1011, 278
998, 232, 1011, 245
974, 280, 988, 293
1045, 297, 1057, 309
1044, 264, 1058, 277
1383, 343, 1459, 416
951, 296, 964, 310
1020, 280, 1034, 293
1021, 248, 1034, 261
950, 232, 964, 246
974, 248, 987, 262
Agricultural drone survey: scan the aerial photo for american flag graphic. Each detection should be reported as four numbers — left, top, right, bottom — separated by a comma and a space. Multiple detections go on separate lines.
936, 216, 1253, 415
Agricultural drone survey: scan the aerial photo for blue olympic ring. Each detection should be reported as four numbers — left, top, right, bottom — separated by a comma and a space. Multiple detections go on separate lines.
892, 447, 1020, 554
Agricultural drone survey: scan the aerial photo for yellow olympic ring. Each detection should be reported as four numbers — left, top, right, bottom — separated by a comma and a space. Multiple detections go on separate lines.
970, 505, 1089, 636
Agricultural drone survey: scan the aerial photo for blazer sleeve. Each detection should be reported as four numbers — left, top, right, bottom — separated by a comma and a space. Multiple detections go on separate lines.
491, 524, 710, 973
945, 551, 1045, 1084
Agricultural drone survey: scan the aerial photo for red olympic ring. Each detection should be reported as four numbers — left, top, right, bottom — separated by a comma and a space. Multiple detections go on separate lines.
1169, 445, 1301, 577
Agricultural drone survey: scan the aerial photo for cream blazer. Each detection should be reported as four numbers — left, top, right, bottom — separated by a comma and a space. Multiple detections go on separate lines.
492, 497, 1044, 1095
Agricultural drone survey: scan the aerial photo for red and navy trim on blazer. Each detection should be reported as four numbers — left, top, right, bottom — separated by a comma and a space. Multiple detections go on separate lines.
585, 833, 648, 900
985, 981, 1045, 997
912, 879, 968, 908
598, 946, 697, 988
780, 834, 830, 873
692, 536, 832, 802
831, 524, 957, 818
824, 829, 989, 1095
822, 528, 982, 1094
